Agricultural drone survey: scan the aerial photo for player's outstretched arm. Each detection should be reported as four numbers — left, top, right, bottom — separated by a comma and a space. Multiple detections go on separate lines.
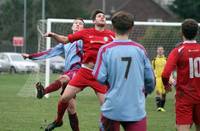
44, 32, 69, 44
22, 53, 30, 59
22, 50, 51, 60
32, 44, 64, 60
22, 43, 65, 61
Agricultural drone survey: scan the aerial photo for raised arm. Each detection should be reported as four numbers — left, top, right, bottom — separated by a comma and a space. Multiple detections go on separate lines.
22, 50, 50, 60
44, 32, 69, 44
22, 44, 64, 60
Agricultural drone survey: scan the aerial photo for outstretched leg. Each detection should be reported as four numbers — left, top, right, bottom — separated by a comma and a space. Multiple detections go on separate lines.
35, 75, 70, 99
44, 75, 70, 94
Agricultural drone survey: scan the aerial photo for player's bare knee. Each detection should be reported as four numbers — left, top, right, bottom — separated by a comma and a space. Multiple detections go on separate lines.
58, 75, 70, 84
60, 89, 76, 103
60, 94, 69, 103
66, 99, 76, 114
67, 103, 76, 114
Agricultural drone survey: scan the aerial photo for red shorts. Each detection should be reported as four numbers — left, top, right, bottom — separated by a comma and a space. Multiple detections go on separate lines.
68, 67, 107, 94
175, 92, 200, 125
63, 68, 79, 80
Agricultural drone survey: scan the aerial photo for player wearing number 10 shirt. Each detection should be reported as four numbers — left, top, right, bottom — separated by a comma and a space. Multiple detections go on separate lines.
162, 19, 200, 131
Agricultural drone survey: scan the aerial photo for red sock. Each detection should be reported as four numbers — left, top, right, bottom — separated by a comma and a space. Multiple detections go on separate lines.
55, 100, 68, 123
44, 80, 62, 94
68, 113, 80, 131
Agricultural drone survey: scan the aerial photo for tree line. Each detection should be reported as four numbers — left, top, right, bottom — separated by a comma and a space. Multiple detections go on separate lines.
0, 0, 199, 53
0, 0, 91, 53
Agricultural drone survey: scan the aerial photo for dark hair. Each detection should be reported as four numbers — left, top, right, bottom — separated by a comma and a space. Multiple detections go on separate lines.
111, 11, 134, 35
74, 18, 85, 24
182, 19, 199, 40
91, 9, 105, 20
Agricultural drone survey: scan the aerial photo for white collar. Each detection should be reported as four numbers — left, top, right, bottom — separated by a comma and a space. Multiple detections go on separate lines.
183, 40, 197, 44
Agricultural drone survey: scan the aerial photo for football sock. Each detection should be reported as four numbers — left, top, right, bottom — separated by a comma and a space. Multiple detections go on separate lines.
55, 100, 68, 123
161, 99, 166, 108
161, 94, 166, 108
155, 97, 161, 108
68, 113, 80, 131
44, 80, 62, 94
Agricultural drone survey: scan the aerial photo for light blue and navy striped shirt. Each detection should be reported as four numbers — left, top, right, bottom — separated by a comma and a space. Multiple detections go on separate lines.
93, 39, 155, 121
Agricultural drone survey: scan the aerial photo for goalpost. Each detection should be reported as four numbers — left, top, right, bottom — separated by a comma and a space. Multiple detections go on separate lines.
34, 18, 200, 96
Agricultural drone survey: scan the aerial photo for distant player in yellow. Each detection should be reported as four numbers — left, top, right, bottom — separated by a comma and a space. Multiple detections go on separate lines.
152, 46, 167, 112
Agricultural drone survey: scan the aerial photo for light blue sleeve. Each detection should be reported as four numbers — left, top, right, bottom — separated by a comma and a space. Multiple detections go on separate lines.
144, 55, 155, 94
32, 43, 64, 60
93, 47, 108, 84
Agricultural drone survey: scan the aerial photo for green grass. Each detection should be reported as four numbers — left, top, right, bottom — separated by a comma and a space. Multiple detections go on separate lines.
0, 74, 195, 131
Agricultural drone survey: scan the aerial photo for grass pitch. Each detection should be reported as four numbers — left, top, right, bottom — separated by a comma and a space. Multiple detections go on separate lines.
0, 74, 195, 131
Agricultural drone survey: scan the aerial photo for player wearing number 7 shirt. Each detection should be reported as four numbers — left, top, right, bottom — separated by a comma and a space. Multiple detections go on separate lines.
93, 11, 155, 131
162, 19, 200, 131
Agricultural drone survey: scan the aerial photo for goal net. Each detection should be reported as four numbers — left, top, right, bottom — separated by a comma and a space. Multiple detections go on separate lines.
20, 19, 200, 97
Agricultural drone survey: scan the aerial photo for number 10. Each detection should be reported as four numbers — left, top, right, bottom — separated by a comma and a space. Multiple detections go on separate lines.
189, 57, 200, 78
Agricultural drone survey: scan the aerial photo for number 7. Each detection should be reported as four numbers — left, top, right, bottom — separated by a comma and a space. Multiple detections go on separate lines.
121, 57, 132, 79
